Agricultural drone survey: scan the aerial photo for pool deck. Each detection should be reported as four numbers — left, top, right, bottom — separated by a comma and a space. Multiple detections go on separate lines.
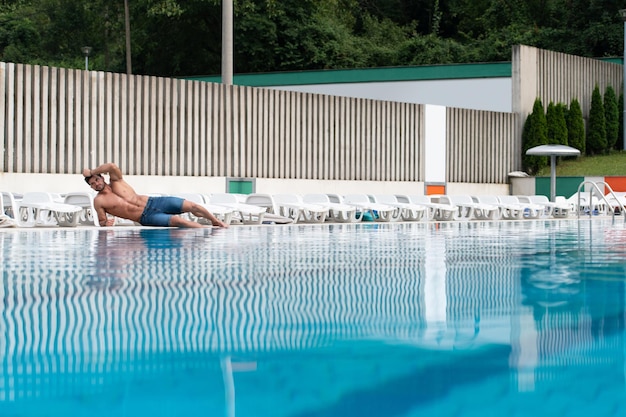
0, 212, 622, 231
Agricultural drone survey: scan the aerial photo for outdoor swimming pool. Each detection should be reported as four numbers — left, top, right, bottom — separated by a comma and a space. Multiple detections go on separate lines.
0, 219, 625, 417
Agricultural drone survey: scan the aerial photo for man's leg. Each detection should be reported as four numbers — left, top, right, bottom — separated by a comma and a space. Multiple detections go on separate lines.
169, 214, 206, 228
181, 200, 228, 227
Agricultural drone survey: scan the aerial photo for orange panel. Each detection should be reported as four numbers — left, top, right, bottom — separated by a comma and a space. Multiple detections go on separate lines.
604, 176, 626, 193
426, 185, 446, 195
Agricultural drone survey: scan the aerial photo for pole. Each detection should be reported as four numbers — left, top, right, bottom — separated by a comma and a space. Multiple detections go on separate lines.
550, 155, 556, 202
81, 46, 92, 71
222, 0, 233, 85
124, 0, 132, 74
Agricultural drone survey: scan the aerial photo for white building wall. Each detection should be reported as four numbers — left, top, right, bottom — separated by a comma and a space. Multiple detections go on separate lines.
271, 78, 512, 113
424, 105, 447, 187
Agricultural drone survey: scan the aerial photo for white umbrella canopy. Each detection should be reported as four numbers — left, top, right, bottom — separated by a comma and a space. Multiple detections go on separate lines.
525, 144, 581, 157
525, 144, 581, 202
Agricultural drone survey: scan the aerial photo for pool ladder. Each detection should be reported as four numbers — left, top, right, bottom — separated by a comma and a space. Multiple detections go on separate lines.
576, 181, 626, 221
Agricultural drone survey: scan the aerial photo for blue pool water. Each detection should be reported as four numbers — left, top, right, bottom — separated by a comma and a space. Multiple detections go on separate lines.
0, 219, 625, 417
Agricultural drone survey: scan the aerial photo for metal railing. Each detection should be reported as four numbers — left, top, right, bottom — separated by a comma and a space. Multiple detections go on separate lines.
576, 181, 626, 222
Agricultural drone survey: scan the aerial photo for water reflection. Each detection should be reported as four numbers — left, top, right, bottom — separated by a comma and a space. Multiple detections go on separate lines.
0, 220, 624, 416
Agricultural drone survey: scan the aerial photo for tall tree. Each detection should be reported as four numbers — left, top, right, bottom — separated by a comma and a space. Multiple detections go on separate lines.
566, 98, 585, 155
604, 85, 619, 150
522, 98, 548, 174
587, 84, 607, 155
546, 101, 567, 146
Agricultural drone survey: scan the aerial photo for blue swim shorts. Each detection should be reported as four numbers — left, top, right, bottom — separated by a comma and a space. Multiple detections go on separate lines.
139, 196, 184, 227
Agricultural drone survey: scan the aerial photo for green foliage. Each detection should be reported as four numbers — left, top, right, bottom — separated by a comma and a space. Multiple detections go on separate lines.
566, 98, 585, 154
587, 85, 607, 155
536, 151, 626, 177
146, 0, 184, 17
522, 98, 548, 174
3, 0, 626, 76
397, 34, 479, 66
604, 85, 619, 150
471, 22, 544, 62
0, 14, 40, 63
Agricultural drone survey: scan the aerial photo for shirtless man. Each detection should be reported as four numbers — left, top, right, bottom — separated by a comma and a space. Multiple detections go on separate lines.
83, 162, 228, 228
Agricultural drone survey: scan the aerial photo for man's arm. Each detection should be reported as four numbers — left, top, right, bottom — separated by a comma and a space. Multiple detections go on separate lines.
83, 162, 123, 182
93, 200, 114, 227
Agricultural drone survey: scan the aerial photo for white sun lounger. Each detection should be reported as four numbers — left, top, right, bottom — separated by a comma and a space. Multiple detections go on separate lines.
59, 191, 99, 226
0, 193, 17, 228
566, 192, 610, 216
395, 195, 457, 221
208, 193, 267, 225
438, 195, 499, 221
496, 195, 543, 219
602, 191, 626, 215
370, 194, 427, 221
242, 194, 294, 224
472, 195, 542, 220
517, 195, 571, 218
0, 214, 17, 228
18, 192, 82, 227
303, 194, 362, 223
1, 191, 21, 221
342, 194, 402, 222
272, 194, 329, 223
173, 193, 234, 225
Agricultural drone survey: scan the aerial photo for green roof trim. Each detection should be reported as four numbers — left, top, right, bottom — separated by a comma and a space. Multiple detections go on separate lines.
184, 57, 623, 87
184, 62, 513, 87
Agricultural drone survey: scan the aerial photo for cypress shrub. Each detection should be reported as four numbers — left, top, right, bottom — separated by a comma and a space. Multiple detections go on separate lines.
556, 103, 569, 145
546, 102, 568, 146
522, 98, 548, 174
587, 85, 607, 154
604, 85, 619, 150
567, 98, 585, 154
619, 90, 624, 150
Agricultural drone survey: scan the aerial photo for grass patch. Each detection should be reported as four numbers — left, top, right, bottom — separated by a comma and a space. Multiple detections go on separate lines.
535, 151, 626, 176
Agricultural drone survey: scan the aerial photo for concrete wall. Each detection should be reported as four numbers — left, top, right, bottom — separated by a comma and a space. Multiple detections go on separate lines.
272, 78, 512, 112
510, 176, 626, 198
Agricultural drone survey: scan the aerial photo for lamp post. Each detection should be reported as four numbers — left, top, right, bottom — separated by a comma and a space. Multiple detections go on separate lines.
81, 46, 92, 71
619, 9, 626, 149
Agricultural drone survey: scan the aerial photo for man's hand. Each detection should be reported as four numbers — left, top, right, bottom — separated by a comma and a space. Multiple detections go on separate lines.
212, 219, 229, 228
82, 168, 92, 177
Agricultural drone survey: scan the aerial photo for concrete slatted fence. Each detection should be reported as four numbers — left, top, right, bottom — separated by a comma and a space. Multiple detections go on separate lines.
447, 108, 517, 184
1, 62, 428, 182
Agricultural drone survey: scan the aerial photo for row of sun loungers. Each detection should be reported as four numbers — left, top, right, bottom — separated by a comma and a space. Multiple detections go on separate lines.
1, 190, 618, 228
